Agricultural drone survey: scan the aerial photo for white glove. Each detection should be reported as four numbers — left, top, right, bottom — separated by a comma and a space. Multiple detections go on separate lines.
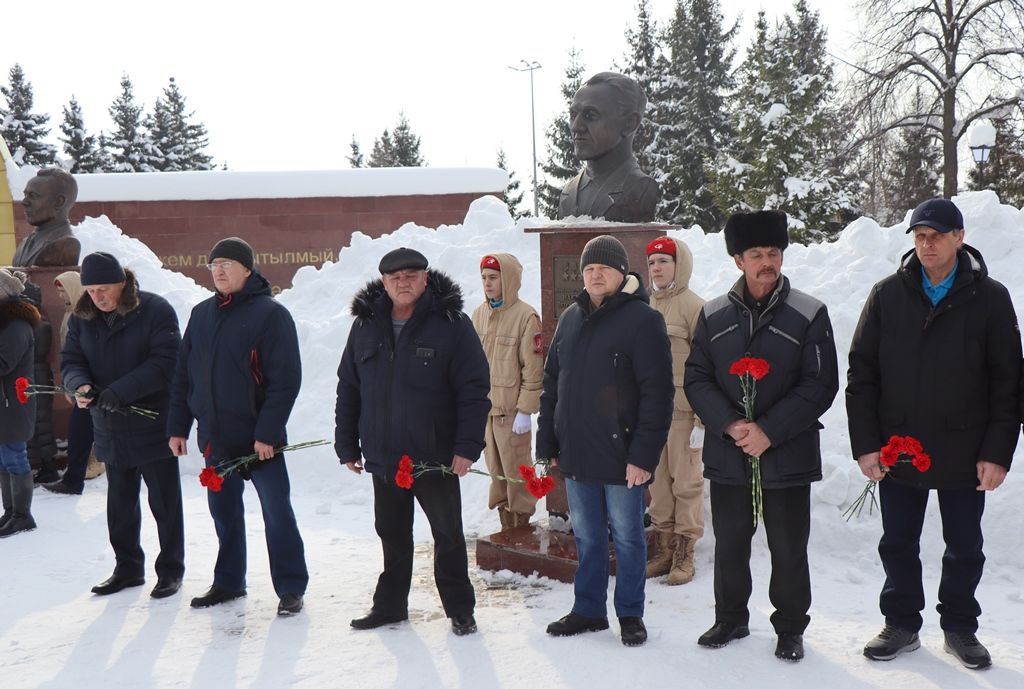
511, 412, 532, 434
689, 424, 705, 450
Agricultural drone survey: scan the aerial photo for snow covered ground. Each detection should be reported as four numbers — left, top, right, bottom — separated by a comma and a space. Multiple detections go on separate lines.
2, 193, 1023, 688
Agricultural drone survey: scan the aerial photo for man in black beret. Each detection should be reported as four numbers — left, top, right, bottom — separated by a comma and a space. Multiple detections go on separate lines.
684, 210, 839, 661
336, 247, 490, 636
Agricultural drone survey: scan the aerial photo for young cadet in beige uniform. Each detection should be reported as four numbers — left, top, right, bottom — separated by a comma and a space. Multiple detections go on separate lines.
471, 254, 544, 529
644, 236, 706, 584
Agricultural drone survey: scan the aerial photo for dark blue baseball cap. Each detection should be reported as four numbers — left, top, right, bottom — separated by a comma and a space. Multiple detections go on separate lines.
906, 198, 964, 234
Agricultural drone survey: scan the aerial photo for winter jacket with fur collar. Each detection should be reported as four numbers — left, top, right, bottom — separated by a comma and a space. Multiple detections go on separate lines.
0, 298, 39, 443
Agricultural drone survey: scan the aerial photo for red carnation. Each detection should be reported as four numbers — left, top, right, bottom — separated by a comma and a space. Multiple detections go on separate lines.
729, 359, 749, 376
911, 452, 931, 473
399, 455, 414, 473
199, 467, 224, 492
879, 442, 899, 467
15, 376, 30, 404
395, 470, 414, 490
747, 358, 770, 380
526, 474, 555, 499
518, 464, 536, 481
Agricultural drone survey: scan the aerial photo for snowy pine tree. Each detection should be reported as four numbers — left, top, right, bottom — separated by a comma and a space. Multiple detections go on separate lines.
710, 3, 855, 242
0, 63, 57, 166
651, 0, 737, 230
59, 96, 106, 173
966, 114, 1024, 208
104, 75, 160, 172
621, 0, 662, 175
881, 88, 941, 222
538, 47, 586, 218
146, 78, 213, 171
347, 135, 365, 168
368, 113, 424, 167
496, 148, 527, 219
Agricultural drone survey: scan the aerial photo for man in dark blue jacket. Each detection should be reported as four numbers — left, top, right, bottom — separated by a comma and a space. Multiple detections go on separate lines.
62, 252, 185, 597
336, 247, 490, 636
685, 211, 838, 662
537, 235, 673, 647
167, 238, 307, 616
847, 198, 1022, 669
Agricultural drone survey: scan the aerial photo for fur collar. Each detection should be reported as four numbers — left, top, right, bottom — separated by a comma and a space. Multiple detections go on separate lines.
72, 268, 141, 320
350, 269, 465, 323
0, 298, 41, 327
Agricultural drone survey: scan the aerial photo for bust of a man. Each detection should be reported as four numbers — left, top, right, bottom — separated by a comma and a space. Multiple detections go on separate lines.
557, 72, 659, 223
11, 167, 81, 267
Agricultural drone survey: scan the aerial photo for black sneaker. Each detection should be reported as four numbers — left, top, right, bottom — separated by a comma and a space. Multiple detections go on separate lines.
775, 633, 804, 661
863, 625, 920, 661
697, 622, 750, 648
943, 631, 991, 669
277, 593, 304, 616
619, 617, 647, 647
451, 614, 477, 636
546, 612, 610, 637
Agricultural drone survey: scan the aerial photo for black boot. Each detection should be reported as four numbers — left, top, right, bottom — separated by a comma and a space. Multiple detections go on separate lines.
546, 612, 610, 637
0, 470, 11, 530
0, 473, 36, 538
697, 621, 750, 648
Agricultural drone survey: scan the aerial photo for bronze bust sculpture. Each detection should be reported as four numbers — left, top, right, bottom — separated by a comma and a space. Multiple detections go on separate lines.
12, 167, 81, 267
557, 72, 659, 223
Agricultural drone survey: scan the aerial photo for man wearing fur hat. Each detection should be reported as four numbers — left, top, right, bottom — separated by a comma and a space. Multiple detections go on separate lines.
471, 253, 544, 530
684, 211, 838, 662
0, 268, 40, 537
644, 236, 706, 585
61, 252, 185, 595
168, 237, 308, 616
847, 198, 1022, 669
336, 247, 490, 636
538, 235, 673, 647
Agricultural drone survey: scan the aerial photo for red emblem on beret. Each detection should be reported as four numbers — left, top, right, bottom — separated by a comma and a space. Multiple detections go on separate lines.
646, 237, 676, 257
480, 255, 500, 270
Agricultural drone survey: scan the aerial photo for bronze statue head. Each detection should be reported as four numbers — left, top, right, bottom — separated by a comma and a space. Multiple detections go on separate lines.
22, 167, 78, 228
569, 72, 646, 163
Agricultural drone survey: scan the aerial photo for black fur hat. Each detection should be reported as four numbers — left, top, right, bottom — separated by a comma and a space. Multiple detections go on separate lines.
724, 210, 789, 256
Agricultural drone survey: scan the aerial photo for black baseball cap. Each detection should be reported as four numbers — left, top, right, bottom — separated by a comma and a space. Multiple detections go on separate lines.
906, 198, 964, 234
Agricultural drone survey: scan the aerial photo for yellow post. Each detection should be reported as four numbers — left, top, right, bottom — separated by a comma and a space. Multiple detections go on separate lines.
0, 139, 17, 265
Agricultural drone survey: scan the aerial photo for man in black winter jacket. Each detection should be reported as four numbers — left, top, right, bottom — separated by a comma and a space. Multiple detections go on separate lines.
685, 211, 838, 662
537, 235, 673, 648
62, 252, 185, 598
167, 238, 307, 616
336, 247, 490, 637
847, 198, 1022, 670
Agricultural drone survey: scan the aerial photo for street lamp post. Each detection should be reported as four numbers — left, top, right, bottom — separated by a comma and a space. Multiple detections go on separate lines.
510, 60, 542, 216
969, 122, 996, 189
970, 144, 991, 188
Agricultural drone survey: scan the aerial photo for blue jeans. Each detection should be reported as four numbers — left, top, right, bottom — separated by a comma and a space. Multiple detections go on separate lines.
565, 477, 647, 618
0, 442, 30, 475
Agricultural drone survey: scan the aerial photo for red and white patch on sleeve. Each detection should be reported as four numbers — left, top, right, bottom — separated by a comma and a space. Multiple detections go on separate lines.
533, 332, 544, 354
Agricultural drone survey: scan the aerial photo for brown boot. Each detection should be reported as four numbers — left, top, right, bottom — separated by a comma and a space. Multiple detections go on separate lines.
645, 531, 674, 578
511, 512, 532, 528
85, 453, 105, 480
498, 507, 512, 530
666, 535, 695, 585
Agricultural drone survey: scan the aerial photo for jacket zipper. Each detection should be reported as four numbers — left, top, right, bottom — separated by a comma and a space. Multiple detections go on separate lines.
710, 323, 739, 343
768, 325, 801, 346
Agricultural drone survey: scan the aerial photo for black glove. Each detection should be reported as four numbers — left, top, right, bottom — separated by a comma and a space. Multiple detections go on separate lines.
96, 388, 124, 413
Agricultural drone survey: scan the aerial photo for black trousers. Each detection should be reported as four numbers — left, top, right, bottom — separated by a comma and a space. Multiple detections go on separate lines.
371, 471, 475, 618
878, 480, 985, 633
710, 481, 811, 634
61, 406, 95, 491
106, 457, 185, 581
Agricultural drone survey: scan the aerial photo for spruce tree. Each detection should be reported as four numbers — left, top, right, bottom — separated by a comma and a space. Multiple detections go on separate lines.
59, 96, 106, 173
347, 135, 364, 168
621, 0, 662, 175
0, 63, 57, 166
710, 2, 855, 242
966, 113, 1024, 208
104, 75, 160, 172
391, 113, 425, 166
496, 148, 527, 219
881, 88, 940, 222
538, 47, 586, 218
147, 77, 213, 171
652, 0, 737, 230
368, 129, 395, 167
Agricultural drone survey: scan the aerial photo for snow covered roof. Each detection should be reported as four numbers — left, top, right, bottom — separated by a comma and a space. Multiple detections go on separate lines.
5, 164, 508, 202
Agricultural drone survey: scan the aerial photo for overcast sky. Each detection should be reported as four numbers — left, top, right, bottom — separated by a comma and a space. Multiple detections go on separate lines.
3, 0, 857, 198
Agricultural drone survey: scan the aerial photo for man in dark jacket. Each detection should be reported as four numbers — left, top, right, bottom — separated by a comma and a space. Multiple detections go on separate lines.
0, 268, 40, 538
847, 198, 1022, 670
336, 247, 490, 636
685, 211, 838, 662
61, 252, 185, 596
168, 237, 307, 616
537, 235, 673, 647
